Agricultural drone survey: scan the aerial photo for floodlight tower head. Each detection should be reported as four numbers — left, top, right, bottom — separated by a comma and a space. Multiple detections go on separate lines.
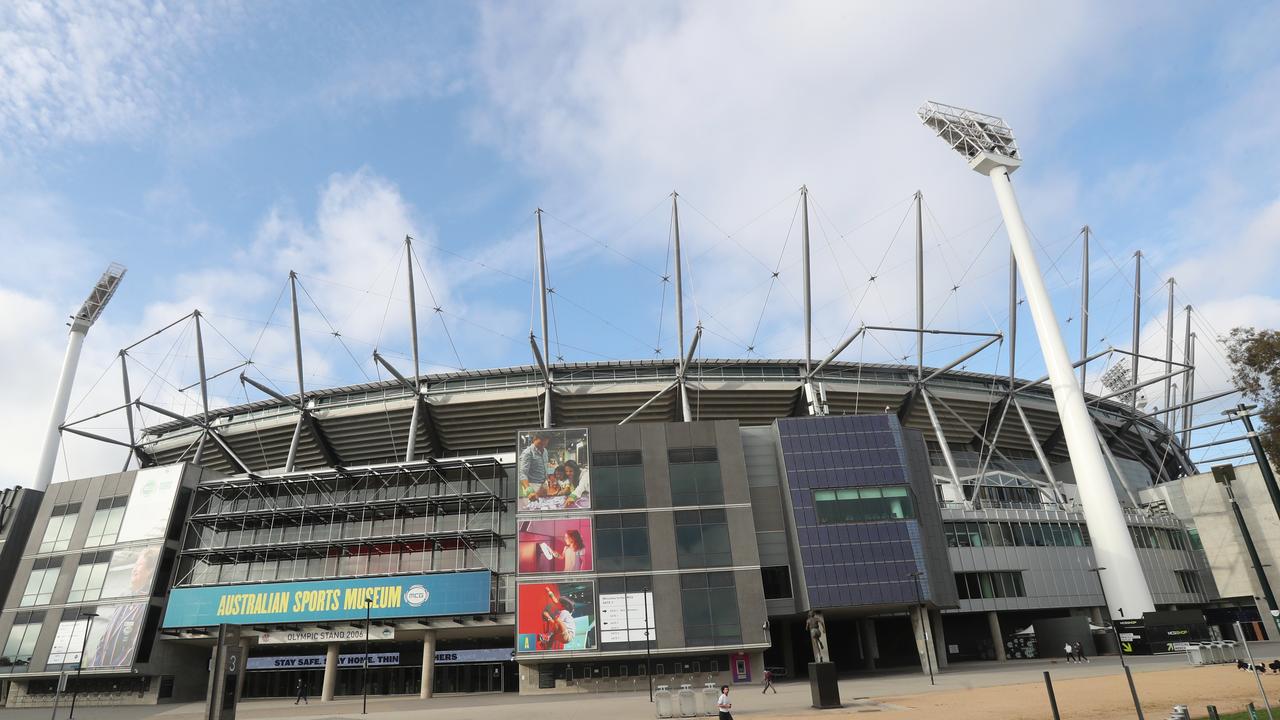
918, 101, 1022, 175
71, 262, 127, 333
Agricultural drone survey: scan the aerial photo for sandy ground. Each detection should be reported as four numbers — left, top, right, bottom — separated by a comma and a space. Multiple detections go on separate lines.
772, 666, 1280, 720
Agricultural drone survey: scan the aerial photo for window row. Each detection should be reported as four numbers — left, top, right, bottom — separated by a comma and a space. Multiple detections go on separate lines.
594, 513, 651, 572
39, 503, 81, 553
1175, 570, 1205, 595
186, 511, 504, 550
814, 486, 915, 524
944, 521, 1091, 549
20, 547, 164, 607
177, 542, 504, 586
195, 470, 507, 515
1129, 525, 1193, 552
0, 611, 44, 671
955, 571, 1026, 600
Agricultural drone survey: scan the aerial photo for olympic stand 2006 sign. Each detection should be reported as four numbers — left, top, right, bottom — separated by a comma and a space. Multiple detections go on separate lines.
161, 571, 491, 628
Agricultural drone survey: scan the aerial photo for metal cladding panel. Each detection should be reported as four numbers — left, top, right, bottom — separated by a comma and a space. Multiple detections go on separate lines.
776, 414, 932, 609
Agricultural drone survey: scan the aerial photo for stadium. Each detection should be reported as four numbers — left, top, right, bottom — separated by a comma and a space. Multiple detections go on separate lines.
0, 104, 1270, 709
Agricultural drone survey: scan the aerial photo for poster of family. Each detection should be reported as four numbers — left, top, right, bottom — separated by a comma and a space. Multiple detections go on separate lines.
516, 428, 591, 511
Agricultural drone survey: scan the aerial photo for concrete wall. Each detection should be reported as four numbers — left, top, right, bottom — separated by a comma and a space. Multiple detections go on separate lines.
1144, 463, 1280, 603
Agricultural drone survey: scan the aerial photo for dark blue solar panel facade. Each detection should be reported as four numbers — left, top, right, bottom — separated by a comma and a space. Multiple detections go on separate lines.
777, 413, 954, 609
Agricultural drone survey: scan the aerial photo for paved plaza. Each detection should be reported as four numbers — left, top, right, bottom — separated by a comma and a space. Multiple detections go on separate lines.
10, 647, 1280, 720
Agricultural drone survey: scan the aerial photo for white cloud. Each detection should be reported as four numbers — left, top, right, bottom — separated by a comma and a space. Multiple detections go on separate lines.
468, 1, 1158, 364
0, 168, 494, 487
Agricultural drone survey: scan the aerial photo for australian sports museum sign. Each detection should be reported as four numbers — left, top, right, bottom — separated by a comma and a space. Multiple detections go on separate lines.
162, 571, 491, 628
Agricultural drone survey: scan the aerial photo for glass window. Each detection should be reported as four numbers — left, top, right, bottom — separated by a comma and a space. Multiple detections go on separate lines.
84, 497, 128, 548
675, 510, 731, 568
0, 615, 43, 673
595, 513, 651, 572
594, 463, 647, 511
954, 571, 1025, 600
760, 566, 792, 600
681, 572, 740, 646
40, 504, 80, 553
67, 552, 111, 603
20, 559, 63, 606
814, 485, 915, 524
669, 450, 723, 506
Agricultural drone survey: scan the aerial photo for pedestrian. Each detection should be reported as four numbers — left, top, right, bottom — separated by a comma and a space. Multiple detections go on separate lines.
295, 676, 309, 704
1073, 640, 1089, 663
1063, 641, 1075, 663
718, 684, 733, 720
761, 669, 776, 694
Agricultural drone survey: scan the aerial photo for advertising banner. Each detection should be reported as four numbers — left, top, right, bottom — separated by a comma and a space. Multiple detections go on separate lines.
435, 648, 514, 664
516, 581, 596, 653
100, 544, 162, 599
518, 517, 593, 574
117, 466, 183, 543
247, 653, 400, 671
516, 428, 591, 511
84, 602, 148, 668
162, 571, 491, 628
599, 591, 655, 644
258, 626, 395, 644
47, 619, 89, 665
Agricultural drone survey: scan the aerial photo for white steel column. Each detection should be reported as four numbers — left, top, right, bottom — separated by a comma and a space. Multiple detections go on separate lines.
1080, 226, 1090, 388
535, 210, 553, 428
1130, 251, 1142, 411
987, 166, 1155, 618
33, 326, 88, 491
672, 192, 692, 422
1164, 279, 1175, 414
405, 236, 423, 461
419, 630, 437, 698
915, 190, 925, 380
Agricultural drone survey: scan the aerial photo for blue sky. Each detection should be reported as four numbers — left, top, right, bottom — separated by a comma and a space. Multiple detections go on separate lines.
3, 1, 1280, 485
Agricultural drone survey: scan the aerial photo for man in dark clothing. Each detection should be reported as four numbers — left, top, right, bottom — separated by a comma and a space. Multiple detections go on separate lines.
295, 677, 309, 704
761, 669, 776, 693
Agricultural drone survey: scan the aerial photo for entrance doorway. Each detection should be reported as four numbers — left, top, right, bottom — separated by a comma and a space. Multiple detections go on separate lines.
434, 663, 505, 694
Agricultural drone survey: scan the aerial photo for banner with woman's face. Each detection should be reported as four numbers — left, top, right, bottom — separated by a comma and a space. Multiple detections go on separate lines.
515, 428, 591, 511
516, 581, 596, 653
517, 517, 593, 574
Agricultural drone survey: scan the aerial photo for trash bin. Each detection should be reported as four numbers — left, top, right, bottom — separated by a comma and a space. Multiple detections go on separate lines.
655, 685, 675, 719
678, 684, 698, 717
699, 683, 719, 716
1185, 644, 1204, 666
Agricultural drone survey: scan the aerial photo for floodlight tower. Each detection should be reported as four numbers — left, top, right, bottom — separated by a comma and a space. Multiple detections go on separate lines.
33, 263, 127, 493
918, 102, 1155, 619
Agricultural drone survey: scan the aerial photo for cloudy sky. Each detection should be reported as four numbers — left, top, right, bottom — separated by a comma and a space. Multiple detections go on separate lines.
2, 0, 1278, 487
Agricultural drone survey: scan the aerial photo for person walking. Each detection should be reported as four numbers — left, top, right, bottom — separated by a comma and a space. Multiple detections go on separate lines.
294, 676, 309, 704
1063, 641, 1076, 663
1073, 640, 1089, 663
761, 669, 775, 694
717, 685, 733, 720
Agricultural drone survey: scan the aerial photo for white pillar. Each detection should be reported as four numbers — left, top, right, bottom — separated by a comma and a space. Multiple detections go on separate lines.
909, 607, 938, 676
33, 326, 88, 491
988, 611, 1006, 662
419, 630, 437, 698
858, 618, 877, 670
321, 642, 339, 701
987, 166, 1155, 619
930, 609, 949, 668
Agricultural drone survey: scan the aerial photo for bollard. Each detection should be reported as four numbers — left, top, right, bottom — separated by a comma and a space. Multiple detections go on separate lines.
1124, 665, 1146, 720
1043, 671, 1062, 720
1207, 705, 1219, 720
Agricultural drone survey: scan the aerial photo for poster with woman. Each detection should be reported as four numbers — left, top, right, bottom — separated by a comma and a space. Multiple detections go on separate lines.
518, 518, 593, 573
100, 545, 161, 598
516, 428, 591, 511
516, 582, 596, 653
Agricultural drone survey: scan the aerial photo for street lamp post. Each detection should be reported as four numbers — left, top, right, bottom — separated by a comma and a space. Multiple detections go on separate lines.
907, 571, 934, 685
1089, 567, 1144, 720
66, 611, 97, 720
363, 595, 373, 715
919, 101, 1156, 622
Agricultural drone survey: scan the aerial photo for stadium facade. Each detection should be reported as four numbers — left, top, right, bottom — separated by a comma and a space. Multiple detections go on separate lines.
0, 358, 1261, 707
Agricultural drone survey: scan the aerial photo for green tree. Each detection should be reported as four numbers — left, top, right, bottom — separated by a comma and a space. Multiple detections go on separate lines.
1223, 326, 1280, 464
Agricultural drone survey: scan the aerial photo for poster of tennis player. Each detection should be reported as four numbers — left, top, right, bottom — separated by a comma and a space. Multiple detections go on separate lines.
516, 581, 596, 653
